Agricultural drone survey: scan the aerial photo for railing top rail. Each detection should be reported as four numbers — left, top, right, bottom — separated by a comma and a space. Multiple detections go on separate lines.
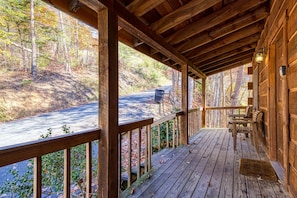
119, 118, 153, 133
0, 128, 101, 167
205, 106, 247, 110
188, 108, 200, 113
151, 113, 176, 127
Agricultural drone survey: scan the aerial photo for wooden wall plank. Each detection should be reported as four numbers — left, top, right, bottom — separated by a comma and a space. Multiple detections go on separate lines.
259, 67, 268, 83
288, 60, 297, 89
259, 80, 267, 95
288, 33, 297, 64
248, 97, 253, 105
290, 116, 297, 143
268, 43, 277, 160
288, 3, 297, 40
289, 165, 297, 196
289, 91, 297, 115
248, 67, 253, 75
259, 95, 267, 108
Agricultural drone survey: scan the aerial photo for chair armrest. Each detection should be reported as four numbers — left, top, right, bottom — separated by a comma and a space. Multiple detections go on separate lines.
228, 114, 245, 118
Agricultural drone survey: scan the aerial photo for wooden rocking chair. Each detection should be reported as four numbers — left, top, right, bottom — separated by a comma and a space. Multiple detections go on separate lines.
229, 110, 263, 151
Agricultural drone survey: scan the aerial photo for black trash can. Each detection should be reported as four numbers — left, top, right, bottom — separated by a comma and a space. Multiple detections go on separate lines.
154, 89, 165, 103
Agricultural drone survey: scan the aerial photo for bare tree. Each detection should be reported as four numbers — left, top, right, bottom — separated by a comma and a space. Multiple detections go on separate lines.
231, 66, 243, 106
59, 11, 71, 73
30, 0, 37, 80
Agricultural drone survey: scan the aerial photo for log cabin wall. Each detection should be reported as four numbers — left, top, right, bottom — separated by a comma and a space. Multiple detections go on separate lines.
255, 0, 297, 196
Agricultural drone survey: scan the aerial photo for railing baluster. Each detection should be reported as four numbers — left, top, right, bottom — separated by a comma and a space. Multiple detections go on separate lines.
137, 128, 141, 179
64, 148, 71, 198
148, 124, 152, 170
86, 142, 92, 198
127, 130, 132, 187
145, 125, 148, 173
166, 121, 169, 148
173, 118, 176, 148
157, 124, 161, 151
34, 156, 42, 198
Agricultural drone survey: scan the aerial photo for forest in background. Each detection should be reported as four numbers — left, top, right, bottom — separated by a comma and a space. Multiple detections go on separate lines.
0, 0, 250, 125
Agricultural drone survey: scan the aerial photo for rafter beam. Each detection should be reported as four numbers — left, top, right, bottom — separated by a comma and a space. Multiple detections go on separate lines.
196, 48, 255, 67
185, 22, 264, 59
151, 0, 221, 34
177, 6, 268, 53
126, 0, 167, 16
199, 51, 254, 71
79, 0, 105, 11
113, 1, 206, 78
191, 35, 259, 64
205, 58, 251, 76
166, 0, 267, 45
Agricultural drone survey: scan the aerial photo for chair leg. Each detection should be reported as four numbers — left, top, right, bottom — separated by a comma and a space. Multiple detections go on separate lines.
232, 122, 237, 150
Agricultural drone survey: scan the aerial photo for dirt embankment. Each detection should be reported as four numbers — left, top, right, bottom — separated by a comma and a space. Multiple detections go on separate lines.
0, 70, 98, 123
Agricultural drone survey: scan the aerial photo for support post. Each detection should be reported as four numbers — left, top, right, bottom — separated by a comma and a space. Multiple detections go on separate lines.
98, 7, 119, 197
181, 64, 188, 144
202, 78, 206, 127
282, 12, 289, 190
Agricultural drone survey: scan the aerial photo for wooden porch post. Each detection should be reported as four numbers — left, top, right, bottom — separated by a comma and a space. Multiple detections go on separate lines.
181, 64, 188, 144
202, 78, 206, 128
98, 8, 119, 197
282, 12, 289, 190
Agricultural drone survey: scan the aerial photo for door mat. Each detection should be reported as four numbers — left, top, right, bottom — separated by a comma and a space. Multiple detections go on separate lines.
239, 158, 278, 181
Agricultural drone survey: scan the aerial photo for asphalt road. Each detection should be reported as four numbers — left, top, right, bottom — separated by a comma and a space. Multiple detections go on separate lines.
0, 86, 171, 188
0, 85, 171, 148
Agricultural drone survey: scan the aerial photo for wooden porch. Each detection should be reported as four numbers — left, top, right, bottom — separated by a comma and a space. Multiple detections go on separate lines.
122, 128, 290, 198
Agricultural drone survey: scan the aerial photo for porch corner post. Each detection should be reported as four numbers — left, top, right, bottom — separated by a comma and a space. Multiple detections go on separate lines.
98, 7, 119, 198
181, 64, 188, 145
202, 78, 206, 128
282, 11, 289, 190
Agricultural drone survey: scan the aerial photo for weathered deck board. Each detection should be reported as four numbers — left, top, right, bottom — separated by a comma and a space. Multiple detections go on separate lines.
124, 129, 290, 198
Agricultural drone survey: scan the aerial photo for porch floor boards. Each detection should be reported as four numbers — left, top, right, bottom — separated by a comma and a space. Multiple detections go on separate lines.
125, 128, 290, 198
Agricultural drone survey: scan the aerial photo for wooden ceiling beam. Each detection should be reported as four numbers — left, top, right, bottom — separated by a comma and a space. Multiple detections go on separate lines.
126, 0, 167, 16
166, 0, 267, 45
185, 22, 264, 59
205, 58, 251, 76
198, 51, 254, 71
151, 0, 221, 34
177, 6, 268, 53
196, 48, 255, 67
43, 0, 98, 27
79, 0, 105, 11
113, 1, 206, 78
118, 30, 179, 70
190, 35, 259, 64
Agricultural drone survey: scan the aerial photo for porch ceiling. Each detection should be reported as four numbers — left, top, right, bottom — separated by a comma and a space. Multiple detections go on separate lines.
44, 0, 270, 79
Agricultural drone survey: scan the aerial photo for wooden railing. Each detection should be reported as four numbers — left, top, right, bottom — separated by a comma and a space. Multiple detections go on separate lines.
205, 106, 247, 128
0, 129, 101, 197
119, 118, 153, 190
188, 108, 202, 137
151, 111, 182, 151
1, 110, 203, 196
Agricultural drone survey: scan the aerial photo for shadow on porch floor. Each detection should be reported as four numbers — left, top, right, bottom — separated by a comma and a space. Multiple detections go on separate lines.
122, 128, 290, 198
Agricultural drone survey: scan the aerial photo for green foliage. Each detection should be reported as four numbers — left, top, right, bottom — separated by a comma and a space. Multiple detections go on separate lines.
151, 120, 174, 152
0, 162, 34, 197
0, 125, 98, 197
0, 101, 10, 122
21, 79, 32, 86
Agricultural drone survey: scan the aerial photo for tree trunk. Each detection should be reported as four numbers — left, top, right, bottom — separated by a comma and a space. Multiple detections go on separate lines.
59, 11, 71, 73
30, 0, 37, 80
75, 19, 79, 66
188, 77, 194, 109
231, 66, 243, 106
